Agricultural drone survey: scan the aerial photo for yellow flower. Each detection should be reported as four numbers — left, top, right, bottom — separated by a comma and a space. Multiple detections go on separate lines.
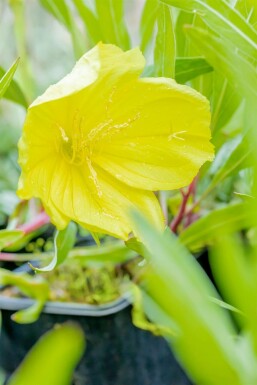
17, 43, 213, 240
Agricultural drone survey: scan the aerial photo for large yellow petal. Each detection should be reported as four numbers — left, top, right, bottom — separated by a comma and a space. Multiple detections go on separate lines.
31, 43, 145, 107
92, 77, 214, 190
19, 154, 164, 239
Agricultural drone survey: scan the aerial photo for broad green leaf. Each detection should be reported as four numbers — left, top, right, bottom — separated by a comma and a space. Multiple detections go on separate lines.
0, 229, 24, 251
39, 0, 85, 58
161, 0, 257, 61
94, 0, 130, 49
185, 26, 257, 98
7, 324, 85, 385
31, 222, 77, 272
154, 3, 176, 77
73, 0, 101, 45
180, 203, 255, 250
175, 57, 213, 83
0, 65, 27, 107
131, 211, 251, 384
0, 59, 20, 100
140, 0, 159, 53
0, 269, 49, 323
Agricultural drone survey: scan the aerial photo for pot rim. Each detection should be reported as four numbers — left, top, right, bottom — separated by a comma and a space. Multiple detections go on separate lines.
0, 292, 131, 317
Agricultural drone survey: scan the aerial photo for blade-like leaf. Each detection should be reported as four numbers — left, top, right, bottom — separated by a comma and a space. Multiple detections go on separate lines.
140, 0, 159, 53
154, 3, 176, 77
94, 0, 130, 49
7, 324, 85, 385
207, 135, 251, 192
0, 59, 20, 100
0, 65, 27, 107
131, 211, 251, 384
73, 0, 101, 45
31, 222, 77, 272
175, 57, 213, 83
236, 0, 257, 30
161, 0, 257, 61
39, 0, 85, 58
185, 26, 257, 98
180, 203, 255, 250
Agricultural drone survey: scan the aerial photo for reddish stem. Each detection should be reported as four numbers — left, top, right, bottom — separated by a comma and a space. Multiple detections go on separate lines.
170, 178, 197, 233
17, 211, 50, 235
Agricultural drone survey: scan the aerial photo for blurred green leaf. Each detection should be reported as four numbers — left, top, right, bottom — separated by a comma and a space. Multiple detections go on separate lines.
161, 0, 257, 61
211, 77, 242, 134
185, 26, 257, 98
40, 0, 85, 58
235, 0, 257, 29
143, 57, 213, 83
180, 203, 255, 250
7, 324, 85, 385
0, 229, 24, 251
131, 211, 251, 384
73, 0, 101, 45
0, 268, 49, 323
0, 59, 20, 100
0, 65, 27, 107
31, 222, 77, 272
207, 135, 251, 192
175, 57, 213, 83
209, 235, 252, 328
94, 0, 130, 49
140, 0, 159, 53
154, 3, 176, 77
175, 10, 194, 56
131, 284, 177, 337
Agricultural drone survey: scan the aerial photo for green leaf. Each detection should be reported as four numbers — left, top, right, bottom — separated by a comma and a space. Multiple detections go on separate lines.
130, 211, 251, 384
0, 268, 49, 323
180, 203, 255, 250
161, 0, 257, 61
154, 3, 176, 77
207, 135, 251, 192
211, 79, 242, 135
0, 59, 20, 100
209, 235, 252, 327
31, 222, 77, 272
140, 0, 159, 53
39, 0, 85, 58
73, 0, 101, 45
175, 57, 213, 83
131, 284, 177, 337
185, 26, 257, 98
7, 324, 85, 385
175, 10, 194, 56
235, 0, 257, 30
0, 229, 24, 251
0, 65, 27, 107
95, 0, 131, 49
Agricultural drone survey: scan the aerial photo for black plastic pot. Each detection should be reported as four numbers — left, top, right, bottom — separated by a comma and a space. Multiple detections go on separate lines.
0, 291, 192, 385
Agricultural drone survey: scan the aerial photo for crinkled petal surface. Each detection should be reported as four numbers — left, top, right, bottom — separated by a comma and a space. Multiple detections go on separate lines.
18, 43, 214, 239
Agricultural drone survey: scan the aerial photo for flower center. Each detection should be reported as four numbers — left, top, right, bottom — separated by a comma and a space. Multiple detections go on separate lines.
58, 113, 87, 166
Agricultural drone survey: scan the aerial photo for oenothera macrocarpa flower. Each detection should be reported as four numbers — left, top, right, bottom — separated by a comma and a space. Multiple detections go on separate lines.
18, 43, 214, 239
